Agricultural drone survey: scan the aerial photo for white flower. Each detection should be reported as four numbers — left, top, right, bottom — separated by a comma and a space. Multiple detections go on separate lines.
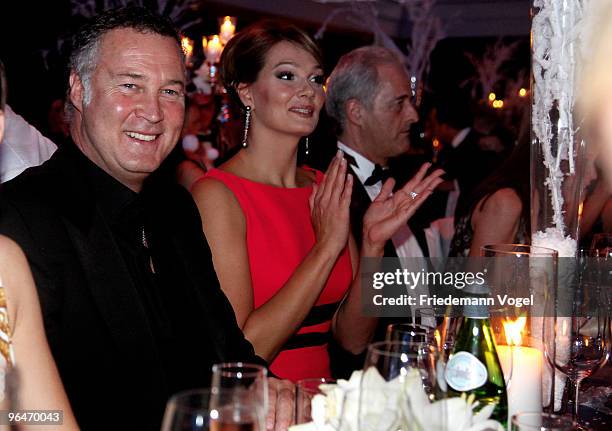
289, 368, 504, 431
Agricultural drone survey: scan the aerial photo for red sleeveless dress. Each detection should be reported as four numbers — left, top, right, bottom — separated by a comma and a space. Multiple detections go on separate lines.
199, 168, 353, 381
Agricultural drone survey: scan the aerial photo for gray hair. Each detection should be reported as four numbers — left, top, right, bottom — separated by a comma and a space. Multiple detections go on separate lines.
325, 46, 405, 134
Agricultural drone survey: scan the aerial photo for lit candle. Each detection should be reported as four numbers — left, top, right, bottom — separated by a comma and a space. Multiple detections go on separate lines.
205, 35, 223, 64
181, 36, 194, 65
497, 318, 543, 430
219, 16, 236, 45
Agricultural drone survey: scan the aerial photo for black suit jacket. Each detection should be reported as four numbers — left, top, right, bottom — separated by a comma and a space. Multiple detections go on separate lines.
0, 145, 261, 430
329, 161, 430, 378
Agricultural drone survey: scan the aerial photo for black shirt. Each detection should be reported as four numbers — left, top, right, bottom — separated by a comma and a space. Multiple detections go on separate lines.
0, 143, 264, 430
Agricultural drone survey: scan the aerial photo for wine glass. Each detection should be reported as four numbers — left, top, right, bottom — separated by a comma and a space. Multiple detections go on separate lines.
543, 281, 611, 428
359, 341, 446, 431
591, 233, 612, 256
295, 378, 335, 425
211, 363, 268, 424
162, 389, 214, 431
162, 388, 262, 431
386, 323, 431, 344
510, 412, 574, 430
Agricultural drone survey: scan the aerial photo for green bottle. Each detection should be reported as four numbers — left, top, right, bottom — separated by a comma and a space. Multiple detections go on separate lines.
444, 295, 508, 426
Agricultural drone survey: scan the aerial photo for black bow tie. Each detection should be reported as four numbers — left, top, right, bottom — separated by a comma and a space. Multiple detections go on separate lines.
364, 164, 392, 186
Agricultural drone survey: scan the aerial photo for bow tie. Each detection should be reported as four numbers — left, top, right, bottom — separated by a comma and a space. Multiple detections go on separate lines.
364, 164, 393, 186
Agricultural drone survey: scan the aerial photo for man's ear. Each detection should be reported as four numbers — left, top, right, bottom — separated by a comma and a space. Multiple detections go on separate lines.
345, 99, 364, 127
69, 70, 84, 113
236, 83, 254, 109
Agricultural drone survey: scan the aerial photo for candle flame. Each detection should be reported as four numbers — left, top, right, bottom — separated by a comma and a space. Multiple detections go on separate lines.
432, 138, 440, 149
519, 88, 528, 97
503, 316, 527, 346
434, 329, 441, 350
219, 16, 236, 45
488, 92, 496, 102
181, 36, 193, 57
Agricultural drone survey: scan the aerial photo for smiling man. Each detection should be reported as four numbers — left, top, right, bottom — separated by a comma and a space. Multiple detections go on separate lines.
0, 7, 292, 431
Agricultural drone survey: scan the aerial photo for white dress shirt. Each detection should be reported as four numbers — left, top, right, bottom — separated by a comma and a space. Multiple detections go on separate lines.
338, 142, 434, 325
1, 105, 57, 183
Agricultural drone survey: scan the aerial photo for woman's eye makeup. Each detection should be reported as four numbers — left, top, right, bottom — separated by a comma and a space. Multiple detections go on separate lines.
275, 71, 295, 80
310, 74, 325, 85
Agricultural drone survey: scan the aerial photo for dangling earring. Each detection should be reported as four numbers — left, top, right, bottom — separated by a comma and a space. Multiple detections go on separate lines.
242, 105, 252, 148
305, 136, 310, 156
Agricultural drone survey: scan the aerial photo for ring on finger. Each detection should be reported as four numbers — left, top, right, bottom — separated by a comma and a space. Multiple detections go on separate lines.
409, 191, 419, 200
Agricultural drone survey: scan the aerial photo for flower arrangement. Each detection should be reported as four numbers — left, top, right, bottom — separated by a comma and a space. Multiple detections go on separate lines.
290, 368, 504, 431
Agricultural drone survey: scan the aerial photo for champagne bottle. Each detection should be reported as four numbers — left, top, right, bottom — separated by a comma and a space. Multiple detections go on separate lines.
444, 289, 508, 425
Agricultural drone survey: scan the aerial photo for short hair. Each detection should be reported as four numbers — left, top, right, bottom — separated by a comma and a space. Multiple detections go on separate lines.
0, 59, 6, 111
220, 20, 323, 108
325, 46, 405, 134
66, 5, 181, 118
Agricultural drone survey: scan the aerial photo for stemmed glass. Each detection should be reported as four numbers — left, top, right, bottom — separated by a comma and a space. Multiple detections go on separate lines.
359, 341, 446, 431
510, 412, 574, 431
591, 233, 612, 256
211, 362, 268, 428
161, 388, 263, 431
295, 378, 335, 425
543, 276, 611, 428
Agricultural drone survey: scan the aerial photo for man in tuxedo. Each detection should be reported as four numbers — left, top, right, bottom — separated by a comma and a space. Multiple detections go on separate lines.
325, 46, 436, 376
325, 46, 431, 267
0, 7, 291, 430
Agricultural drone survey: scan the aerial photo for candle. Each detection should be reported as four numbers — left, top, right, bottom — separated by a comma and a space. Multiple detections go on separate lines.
181, 36, 194, 65
497, 318, 543, 430
219, 16, 236, 45
205, 35, 223, 64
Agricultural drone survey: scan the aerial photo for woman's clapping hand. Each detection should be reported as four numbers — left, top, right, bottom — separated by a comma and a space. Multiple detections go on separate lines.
309, 150, 353, 257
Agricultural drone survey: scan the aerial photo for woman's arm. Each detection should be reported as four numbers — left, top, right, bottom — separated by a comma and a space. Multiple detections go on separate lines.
192, 155, 353, 362
0, 236, 78, 430
468, 188, 522, 257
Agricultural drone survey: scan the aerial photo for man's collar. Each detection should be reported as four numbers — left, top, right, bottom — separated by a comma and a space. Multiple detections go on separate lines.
337, 141, 378, 186
451, 127, 471, 149
65, 141, 139, 224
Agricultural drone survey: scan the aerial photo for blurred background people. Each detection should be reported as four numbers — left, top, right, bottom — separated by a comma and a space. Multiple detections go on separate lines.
448, 131, 530, 257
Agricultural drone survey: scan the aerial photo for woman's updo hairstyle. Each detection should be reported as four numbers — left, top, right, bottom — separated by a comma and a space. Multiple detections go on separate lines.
220, 20, 323, 109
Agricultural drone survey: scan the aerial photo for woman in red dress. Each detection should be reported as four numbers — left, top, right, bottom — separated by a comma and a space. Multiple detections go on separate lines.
191, 21, 443, 381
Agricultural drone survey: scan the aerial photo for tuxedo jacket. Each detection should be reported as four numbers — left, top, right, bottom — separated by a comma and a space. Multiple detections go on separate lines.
329, 162, 430, 378
0, 145, 260, 430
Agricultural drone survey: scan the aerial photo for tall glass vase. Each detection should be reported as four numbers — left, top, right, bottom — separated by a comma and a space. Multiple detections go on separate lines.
530, 0, 591, 413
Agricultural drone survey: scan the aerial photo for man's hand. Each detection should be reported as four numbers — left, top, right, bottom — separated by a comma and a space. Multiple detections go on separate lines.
266, 377, 294, 431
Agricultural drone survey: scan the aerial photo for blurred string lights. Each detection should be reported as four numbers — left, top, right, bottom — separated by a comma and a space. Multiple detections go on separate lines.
488, 87, 528, 109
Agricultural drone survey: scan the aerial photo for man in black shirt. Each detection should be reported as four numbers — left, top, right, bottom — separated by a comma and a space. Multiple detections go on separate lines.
0, 7, 292, 430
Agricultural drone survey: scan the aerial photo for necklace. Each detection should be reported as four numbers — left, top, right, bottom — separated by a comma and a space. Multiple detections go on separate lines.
141, 226, 156, 274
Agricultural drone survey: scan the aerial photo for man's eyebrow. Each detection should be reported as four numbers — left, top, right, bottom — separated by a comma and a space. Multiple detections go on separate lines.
116, 72, 145, 80
393, 94, 410, 102
165, 79, 185, 87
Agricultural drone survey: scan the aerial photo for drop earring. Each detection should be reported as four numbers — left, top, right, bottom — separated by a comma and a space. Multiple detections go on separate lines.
305, 136, 309, 156
242, 105, 251, 148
